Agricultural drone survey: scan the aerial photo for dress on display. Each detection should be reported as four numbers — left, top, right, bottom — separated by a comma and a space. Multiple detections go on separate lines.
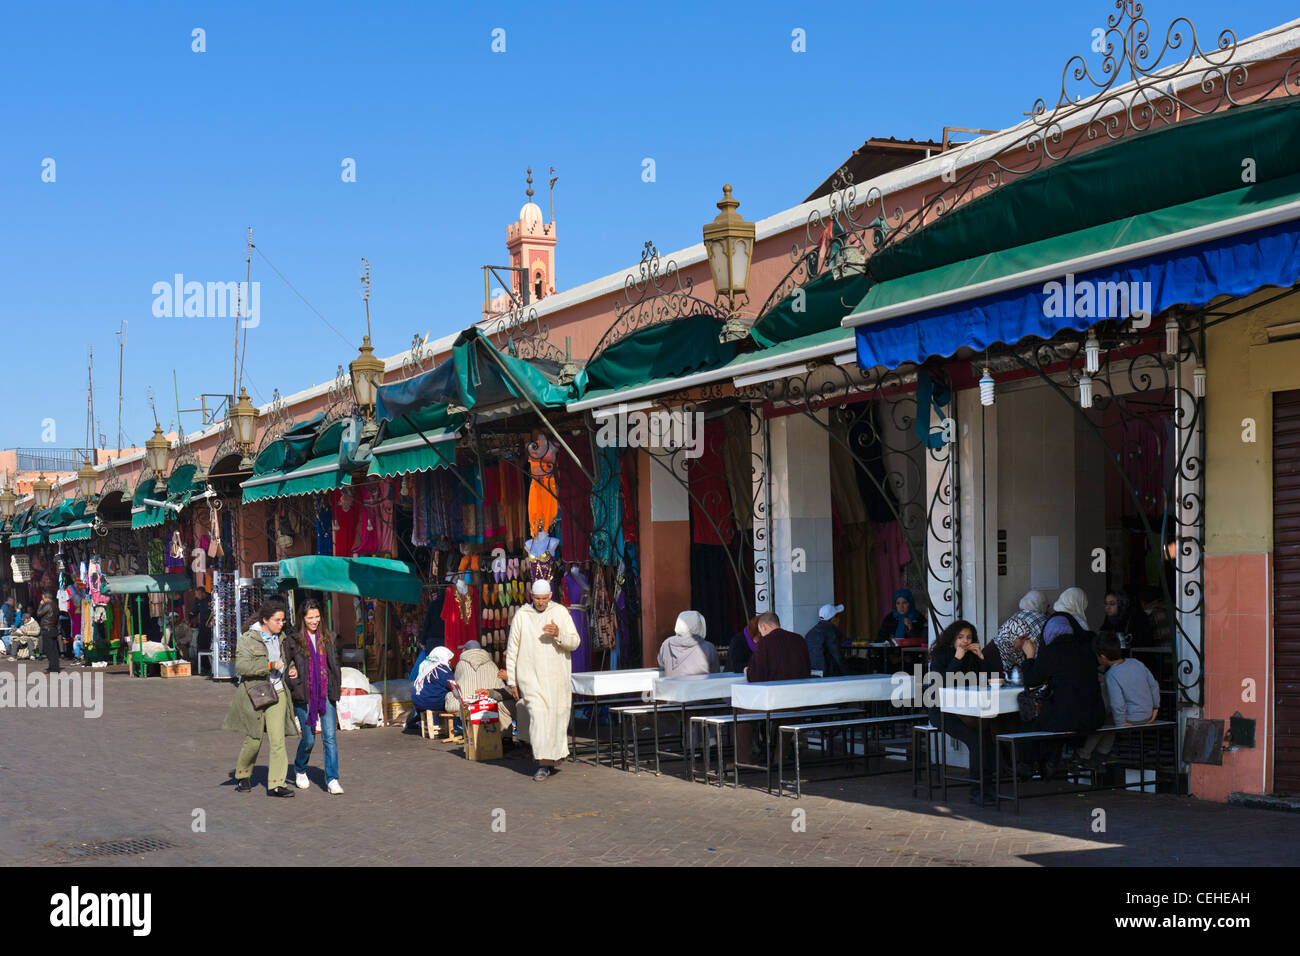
440, 584, 478, 658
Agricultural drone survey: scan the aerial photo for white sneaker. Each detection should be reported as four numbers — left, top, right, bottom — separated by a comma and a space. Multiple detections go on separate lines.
327, 779, 344, 795
294, 772, 309, 790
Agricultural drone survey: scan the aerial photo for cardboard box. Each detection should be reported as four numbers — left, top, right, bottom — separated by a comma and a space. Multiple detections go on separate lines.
465, 719, 503, 761
160, 660, 191, 678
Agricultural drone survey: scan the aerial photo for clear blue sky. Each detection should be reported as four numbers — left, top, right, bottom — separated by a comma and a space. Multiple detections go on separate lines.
3, 0, 1295, 451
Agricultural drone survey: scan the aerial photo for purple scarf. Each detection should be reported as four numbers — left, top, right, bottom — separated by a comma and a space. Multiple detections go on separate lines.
305, 630, 328, 729
744, 626, 756, 652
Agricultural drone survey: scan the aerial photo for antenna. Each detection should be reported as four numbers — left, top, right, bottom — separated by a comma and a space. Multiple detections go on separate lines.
359, 257, 372, 338
115, 320, 127, 455
237, 227, 254, 396
85, 345, 96, 466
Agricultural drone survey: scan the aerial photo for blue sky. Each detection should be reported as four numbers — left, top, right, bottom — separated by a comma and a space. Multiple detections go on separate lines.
3, 0, 1296, 452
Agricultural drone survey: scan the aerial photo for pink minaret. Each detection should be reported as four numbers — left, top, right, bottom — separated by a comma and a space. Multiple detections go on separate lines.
506, 167, 557, 304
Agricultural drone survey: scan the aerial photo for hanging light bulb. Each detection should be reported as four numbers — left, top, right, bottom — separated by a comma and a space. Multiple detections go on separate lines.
1084, 329, 1101, 373
1079, 372, 1094, 409
979, 367, 995, 406
1165, 319, 1179, 355
1193, 365, 1206, 398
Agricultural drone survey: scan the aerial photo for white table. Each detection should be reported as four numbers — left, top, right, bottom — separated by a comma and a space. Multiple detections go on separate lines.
642, 673, 748, 775
936, 682, 1023, 805
729, 674, 919, 791
569, 668, 663, 765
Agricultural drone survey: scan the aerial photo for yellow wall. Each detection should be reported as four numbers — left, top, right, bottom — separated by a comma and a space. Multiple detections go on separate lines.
1206, 291, 1300, 554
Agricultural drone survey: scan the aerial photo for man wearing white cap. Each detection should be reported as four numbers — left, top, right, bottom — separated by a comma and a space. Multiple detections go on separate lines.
805, 604, 847, 677
506, 577, 581, 781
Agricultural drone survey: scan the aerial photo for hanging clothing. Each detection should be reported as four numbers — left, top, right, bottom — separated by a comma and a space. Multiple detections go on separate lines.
483, 464, 503, 539
332, 490, 359, 558
420, 588, 446, 651
441, 584, 478, 658
527, 436, 559, 538
556, 432, 593, 567
561, 568, 591, 673
316, 496, 334, 554
374, 479, 395, 555
720, 408, 754, 532
591, 445, 623, 565
619, 449, 638, 547
687, 418, 736, 547
871, 520, 910, 621
506, 601, 581, 762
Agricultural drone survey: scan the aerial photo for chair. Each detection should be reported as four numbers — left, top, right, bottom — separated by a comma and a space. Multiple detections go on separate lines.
196, 650, 214, 676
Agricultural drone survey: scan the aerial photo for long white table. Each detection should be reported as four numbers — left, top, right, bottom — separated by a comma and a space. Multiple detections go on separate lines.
725, 674, 920, 791
638, 673, 749, 775
935, 682, 1023, 806
569, 668, 663, 766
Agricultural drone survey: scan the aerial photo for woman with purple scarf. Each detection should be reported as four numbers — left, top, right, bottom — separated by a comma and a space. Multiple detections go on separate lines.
728, 615, 760, 673
284, 600, 344, 795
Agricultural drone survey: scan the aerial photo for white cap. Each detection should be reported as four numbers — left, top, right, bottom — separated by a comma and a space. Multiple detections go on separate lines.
531, 579, 552, 596
818, 603, 845, 621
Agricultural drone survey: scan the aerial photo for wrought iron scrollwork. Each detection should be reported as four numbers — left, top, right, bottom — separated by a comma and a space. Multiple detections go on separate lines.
253, 388, 292, 456
321, 364, 354, 422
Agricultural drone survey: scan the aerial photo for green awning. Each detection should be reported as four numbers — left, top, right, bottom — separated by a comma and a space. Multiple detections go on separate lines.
60, 522, 93, 542
576, 313, 736, 396
868, 95, 1300, 285
367, 428, 458, 479
241, 452, 351, 504
103, 574, 193, 595
375, 327, 573, 422
847, 167, 1300, 325
750, 270, 872, 347
275, 555, 421, 604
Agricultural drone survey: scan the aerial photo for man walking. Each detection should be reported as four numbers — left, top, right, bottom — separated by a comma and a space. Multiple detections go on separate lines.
506, 579, 581, 782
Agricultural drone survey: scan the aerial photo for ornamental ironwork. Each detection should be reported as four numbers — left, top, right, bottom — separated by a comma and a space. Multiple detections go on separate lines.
586, 242, 727, 365
253, 388, 292, 456
322, 363, 354, 422
486, 305, 574, 376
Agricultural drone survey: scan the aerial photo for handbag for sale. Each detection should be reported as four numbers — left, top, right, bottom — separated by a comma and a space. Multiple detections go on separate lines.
244, 679, 279, 711
1017, 684, 1052, 722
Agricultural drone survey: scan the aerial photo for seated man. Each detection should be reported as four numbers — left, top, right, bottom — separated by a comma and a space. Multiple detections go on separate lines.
448, 640, 519, 739
736, 611, 812, 762
1076, 633, 1162, 770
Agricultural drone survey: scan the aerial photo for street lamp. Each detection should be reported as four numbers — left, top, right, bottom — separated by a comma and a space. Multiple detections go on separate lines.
146, 424, 171, 494
350, 335, 385, 439
229, 386, 259, 470
33, 473, 52, 510
0, 483, 15, 525
703, 184, 756, 343
77, 455, 98, 502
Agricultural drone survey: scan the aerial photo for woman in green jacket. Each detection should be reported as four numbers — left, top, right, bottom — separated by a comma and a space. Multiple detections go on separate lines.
222, 600, 301, 797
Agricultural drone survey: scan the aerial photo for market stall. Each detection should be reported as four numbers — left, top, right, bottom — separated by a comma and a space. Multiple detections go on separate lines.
102, 573, 192, 676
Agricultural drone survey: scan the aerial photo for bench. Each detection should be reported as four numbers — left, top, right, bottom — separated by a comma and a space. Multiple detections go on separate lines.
568, 694, 646, 766
995, 720, 1178, 813
688, 707, 863, 789
777, 713, 927, 798
611, 702, 732, 773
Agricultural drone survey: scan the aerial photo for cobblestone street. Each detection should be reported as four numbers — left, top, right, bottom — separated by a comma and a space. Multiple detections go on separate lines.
2, 662, 1296, 867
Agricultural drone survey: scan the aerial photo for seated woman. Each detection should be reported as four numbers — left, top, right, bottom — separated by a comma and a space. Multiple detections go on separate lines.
925, 621, 1003, 806
878, 588, 926, 646
657, 610, 720, 678
728, 616, 759, 674
1099, 589, 1152, 648
411, 646, 457, 727
1020, 610, 1106, 779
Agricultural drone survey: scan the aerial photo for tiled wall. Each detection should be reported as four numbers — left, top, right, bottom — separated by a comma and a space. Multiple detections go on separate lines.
1192, 552, 1273, 801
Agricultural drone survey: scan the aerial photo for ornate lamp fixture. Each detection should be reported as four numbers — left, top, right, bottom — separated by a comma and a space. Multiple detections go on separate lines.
33, 473, 52, 510
350, 258, 385, 438
229, 386, 260, 470
703, 185, 756, 343
76, 454, 98, 501
146, 424, 171, 494
0, 483, 16, 525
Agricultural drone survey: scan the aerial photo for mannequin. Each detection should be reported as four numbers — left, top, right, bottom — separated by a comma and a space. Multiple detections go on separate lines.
524, 524, 560, 589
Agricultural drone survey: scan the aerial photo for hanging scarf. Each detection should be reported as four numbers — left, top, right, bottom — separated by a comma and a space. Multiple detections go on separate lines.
306, 629, 328, 730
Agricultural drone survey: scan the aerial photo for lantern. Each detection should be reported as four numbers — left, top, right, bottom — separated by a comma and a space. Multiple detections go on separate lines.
350, 335, 386, 436
76, 455, 98, 500
703, 184, 755, 311
146, 423, 171, 493
33, 473, 51, 510
230, 386, 260, 470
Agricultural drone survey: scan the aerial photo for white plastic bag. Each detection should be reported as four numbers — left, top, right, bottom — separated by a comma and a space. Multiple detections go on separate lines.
337, 692, 383, 730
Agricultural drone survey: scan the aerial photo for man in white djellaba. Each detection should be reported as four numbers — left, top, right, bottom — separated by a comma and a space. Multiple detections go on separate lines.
506, 578, 581, 782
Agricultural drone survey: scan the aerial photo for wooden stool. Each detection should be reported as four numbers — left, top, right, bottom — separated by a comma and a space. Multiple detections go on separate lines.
420, 710, 438, 739
438, 711, 459, 740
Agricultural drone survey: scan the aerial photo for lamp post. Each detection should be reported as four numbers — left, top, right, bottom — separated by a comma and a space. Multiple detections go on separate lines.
350, 336, 385, 439
146, 424, 171, 494
703, 184, 756, 343
33, 473, 52, 510
0, 483, 15, 531
230, 387, 259, 470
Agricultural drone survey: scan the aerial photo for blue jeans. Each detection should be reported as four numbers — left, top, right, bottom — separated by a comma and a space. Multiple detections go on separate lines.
294, 700, 339, 783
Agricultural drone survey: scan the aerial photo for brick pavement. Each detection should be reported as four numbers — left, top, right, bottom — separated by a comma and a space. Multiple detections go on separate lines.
1, 660, 1296, 866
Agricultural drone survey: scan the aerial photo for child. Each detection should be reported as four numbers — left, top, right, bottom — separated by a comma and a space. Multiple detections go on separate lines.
1076, 633, 1160, 768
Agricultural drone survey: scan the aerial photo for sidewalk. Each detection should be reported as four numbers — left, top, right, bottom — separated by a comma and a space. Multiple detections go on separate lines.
1, 660, 1295, 866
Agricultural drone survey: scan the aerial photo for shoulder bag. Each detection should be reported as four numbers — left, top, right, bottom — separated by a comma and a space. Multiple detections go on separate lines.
245, 677, 279, 710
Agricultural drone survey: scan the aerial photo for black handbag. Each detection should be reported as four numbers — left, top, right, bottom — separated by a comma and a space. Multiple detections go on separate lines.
245, 678, 279, 711
1018, 684, 1051, 722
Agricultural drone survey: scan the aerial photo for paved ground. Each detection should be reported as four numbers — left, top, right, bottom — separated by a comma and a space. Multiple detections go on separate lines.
2, 660, 1297, 867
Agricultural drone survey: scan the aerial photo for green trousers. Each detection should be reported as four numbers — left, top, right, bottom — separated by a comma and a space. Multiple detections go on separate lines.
235, 687, 290, 789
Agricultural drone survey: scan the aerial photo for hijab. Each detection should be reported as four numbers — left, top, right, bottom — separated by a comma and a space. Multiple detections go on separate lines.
414, 645, 454, 693
888, 588, 921, 641
1053, 587, 1089, 628
674, 611, 707, 641
1019, 590, 1049, 615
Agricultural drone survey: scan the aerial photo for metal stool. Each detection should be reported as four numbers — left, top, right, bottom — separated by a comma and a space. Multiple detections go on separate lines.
912, 723, 942, 799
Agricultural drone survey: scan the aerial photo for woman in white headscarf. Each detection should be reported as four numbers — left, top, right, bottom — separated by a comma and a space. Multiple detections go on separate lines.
411, 645, 456, 716
1042, 587, 1090, 645
656, 610, 720, 678
994, 590, 1049, 671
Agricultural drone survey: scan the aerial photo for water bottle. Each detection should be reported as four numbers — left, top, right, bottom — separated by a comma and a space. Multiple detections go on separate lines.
1009, 665, 1022, 686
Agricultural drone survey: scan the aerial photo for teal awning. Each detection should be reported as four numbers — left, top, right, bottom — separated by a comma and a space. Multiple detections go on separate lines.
102, 574, 192, 595
241, 452, 351, 504
575, 313, 736, 397
750, 270, 871, 347
368, 405, 461, 479
375, 327, 572, 422
276, 555, 421, 604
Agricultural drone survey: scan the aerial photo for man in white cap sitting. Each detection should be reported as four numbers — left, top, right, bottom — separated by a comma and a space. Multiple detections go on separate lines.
805, 604, 847, 677
506, 578, 581, 782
